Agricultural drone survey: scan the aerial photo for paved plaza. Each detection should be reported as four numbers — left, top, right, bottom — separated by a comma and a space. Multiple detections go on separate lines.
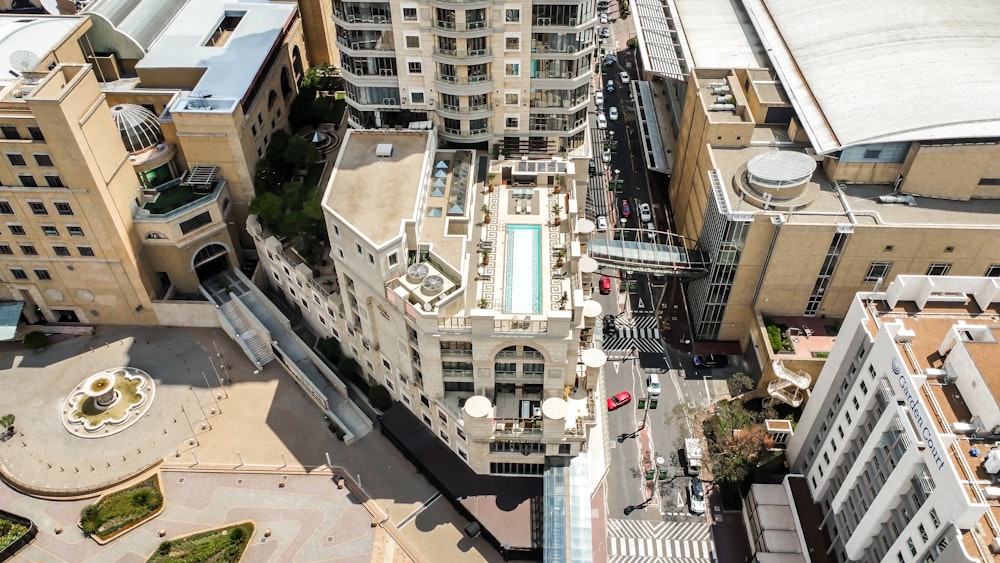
0, 326, 502, 562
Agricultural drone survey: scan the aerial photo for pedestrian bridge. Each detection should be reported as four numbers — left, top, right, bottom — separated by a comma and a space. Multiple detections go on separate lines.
588, 230, 710, 277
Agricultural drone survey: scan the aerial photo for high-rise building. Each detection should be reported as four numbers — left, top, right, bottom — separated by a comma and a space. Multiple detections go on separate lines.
325, 0, 597, 155
785, 275, 1000, 562
0, 2, 307, 326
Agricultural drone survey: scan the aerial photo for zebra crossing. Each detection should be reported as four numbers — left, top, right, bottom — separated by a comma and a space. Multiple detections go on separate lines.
608, 519, 714, 562
603, 314, 665, 354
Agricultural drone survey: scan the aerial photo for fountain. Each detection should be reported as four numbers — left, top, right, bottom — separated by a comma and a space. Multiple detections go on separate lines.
63, 367, 156, 437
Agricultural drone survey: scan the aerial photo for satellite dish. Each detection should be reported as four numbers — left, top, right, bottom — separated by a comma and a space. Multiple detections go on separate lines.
9, 50, 40, 74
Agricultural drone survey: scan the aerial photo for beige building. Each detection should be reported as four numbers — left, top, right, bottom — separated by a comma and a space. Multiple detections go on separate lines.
668, 1, 1000, 348
251, 128, 607, 474
0, 1, 307, 327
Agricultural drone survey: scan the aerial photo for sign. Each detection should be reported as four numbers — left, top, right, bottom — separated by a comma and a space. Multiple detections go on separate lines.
892, 357, 945, 471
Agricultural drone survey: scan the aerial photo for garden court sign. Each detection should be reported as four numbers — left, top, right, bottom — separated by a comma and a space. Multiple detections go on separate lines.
892, 357, 945, 471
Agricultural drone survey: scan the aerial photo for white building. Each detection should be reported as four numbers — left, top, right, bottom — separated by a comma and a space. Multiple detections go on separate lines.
250, 128, 606, 475
786, 276, 1000, 562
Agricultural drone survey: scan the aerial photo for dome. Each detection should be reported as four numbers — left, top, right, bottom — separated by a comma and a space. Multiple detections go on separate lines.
109, 104, 164, 153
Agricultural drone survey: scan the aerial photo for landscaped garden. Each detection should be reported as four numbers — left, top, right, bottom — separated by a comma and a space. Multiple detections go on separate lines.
147, 522, 254, 563
0, 514, 30, 552
79, 475, 163, 541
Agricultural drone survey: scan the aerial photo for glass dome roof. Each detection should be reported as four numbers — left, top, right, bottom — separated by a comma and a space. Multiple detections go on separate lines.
109, 103, 164, 153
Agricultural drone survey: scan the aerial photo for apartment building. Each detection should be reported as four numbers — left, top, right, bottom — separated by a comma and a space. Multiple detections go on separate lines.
781, 276, 1000, 562
0, 1, 306, 326
250, 128, 605, 474
667, 1, 1000, 345
327, 0, 597, 155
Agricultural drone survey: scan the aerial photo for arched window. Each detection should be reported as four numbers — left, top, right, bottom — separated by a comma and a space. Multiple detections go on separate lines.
193, 243, 227, 267
145, 232, 167, 240
291, 45, 304, 79
267, 89, 278, 110
280, 68, 292, 98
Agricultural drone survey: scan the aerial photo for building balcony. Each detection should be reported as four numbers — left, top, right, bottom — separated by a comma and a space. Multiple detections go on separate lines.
432, 46, 492, 64
135, 174, 223, 220
428, 0, 491, 6
439, 127, 493, 141
344, 94, 401, 109
332, 11, 392, 27
436, 103, 493, 118
336, 37, 394, 54
433, 19, 490, 32
340, 67, 399, 82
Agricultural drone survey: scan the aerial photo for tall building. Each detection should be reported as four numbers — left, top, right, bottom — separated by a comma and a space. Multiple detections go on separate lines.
327, 0, 597, 155
666, 1, 1000, 345
785, 275, 1000, 562
0, 1, 307, 326
250, 128, 605, 474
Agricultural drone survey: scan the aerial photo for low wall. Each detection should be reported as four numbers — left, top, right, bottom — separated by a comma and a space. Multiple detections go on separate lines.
152, 300, 222, 328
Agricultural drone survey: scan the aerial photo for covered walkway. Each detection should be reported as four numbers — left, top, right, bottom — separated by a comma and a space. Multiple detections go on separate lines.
588, 235, 709, 276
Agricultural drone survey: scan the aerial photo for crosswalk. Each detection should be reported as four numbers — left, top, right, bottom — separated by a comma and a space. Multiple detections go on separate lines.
603, 314, 665, 354
608, 519, 714, 562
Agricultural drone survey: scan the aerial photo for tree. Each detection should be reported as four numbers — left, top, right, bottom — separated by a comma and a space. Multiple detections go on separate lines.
23, 331, 45, 350
703, 400, 769, 485
367, 384, 393, 411
301, 63, 345, 93
283, 136, 320, 167
317, 337, 342, 363
0, 413, 13, 431
253, 160, 283, 193
727, 372, 756, 397
249, 192, 284, 229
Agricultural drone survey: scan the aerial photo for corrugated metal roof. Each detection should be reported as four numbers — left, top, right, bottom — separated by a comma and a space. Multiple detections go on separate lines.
85, 0, 187, 51
631, 0, 688, 80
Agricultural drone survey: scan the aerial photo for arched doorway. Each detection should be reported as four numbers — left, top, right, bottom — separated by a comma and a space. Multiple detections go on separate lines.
193, 243, 230, 281
280, 67, 292, 98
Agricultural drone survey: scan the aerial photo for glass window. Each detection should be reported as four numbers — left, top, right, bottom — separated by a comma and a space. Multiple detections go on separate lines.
408, 61, 421, 73
67, 225, 84, 237
505, 62, 519, 76
41, 225, 57, 236
1, 125, 19, 140
18, 175, 36, 187
405, 35, 419, 48
411, 91, 425, 103
865, 262, 891, 282
505, 8, 520, 21
403, 7, 417, 20
44, 176, 63, 188
19, 244, 37, 255
0, 201, 12, 214
27, 126, 43, 141
0, 244, 11, 254
78, 246, 95, 257
986, 265, 1000, 277
506, 92, 519, 105
926, 263, 951, 276
54, 202, 73, 216
6, 153, 24, 166
10, 268, 27, 280
8, 224, 25, 235
34, 269, 51, 281
506, 36, 519, 50
34, 154, 52, 167
28, 201, 46, 215
53, 245, 69, 256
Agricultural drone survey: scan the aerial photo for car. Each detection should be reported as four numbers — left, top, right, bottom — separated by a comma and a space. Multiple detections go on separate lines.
600, 27, 610, 38
621, 200, 631, 218
609, 106, 619, 120
603, 314, 617, 336
605, 53, 617, 66
619, 71, 630, 84
607, 390, 632, 411
597, 0, 609, 9
589, 159, 597, 176
606, 80, 615, 93
645, 222, 656, 240
689, 477, 706, 514
646, 373, 661, 396
602, 149, 612, 163
599, 275, 612, 295
639, 202, 652, 222
694, 354, 728, 368
600, 12, 609, 24
596, 113, 607, 129
596, 215, 608, 230
594, 91, 605, 107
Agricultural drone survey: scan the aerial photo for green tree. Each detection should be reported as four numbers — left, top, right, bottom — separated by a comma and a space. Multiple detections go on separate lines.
0, 414, 14, 431
23, 331, 45, 350
283, 136, 320, 166
367, 385, 393, 411
317, 337, 342, 362
249, 192, 284, 229
265, 129, 292, 162
703, 400, 768, 485
727, 372, 756, 397
301, 63, 345, 93
254, 160, 282, 193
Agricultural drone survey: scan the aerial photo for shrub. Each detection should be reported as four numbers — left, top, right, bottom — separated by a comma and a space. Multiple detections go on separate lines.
23, 331, 46, 350
317, 337, 342, 363
228, 526, 246, 544
367, 385, 393, 411
131, 490, 151, 508
727, 372, 755, 396
766, 325, 782, 353
156, 541, 172, 556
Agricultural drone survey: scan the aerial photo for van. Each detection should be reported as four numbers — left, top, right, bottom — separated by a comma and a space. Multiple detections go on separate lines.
646, 373, 661, 396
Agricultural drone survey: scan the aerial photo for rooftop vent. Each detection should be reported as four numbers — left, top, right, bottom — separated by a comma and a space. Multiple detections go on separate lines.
375, 143, 393, 157
421, 274, 445, 296
406, 262, 429, 283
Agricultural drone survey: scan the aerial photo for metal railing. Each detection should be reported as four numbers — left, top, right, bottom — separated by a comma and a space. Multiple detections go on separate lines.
433, 47, 491, 59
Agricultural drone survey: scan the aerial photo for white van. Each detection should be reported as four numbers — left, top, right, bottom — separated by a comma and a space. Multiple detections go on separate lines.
646, 373, 661, 396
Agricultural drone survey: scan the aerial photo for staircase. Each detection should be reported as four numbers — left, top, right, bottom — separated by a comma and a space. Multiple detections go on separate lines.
220, 300, 275, 366
765, 360, 811, 408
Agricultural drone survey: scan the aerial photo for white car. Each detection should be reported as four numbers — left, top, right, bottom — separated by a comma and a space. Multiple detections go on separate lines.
619, 71, 630, 84
645, 222, 656, 240
689, 478, 706, 515
596, 215, 608, 231
594, 91, 605, 108
601, 27, 610, 38
600, 13, 609, 24
602, 149, 612, 163
596, 113, 607, 129
646, 373, 661, 396
609, 106, 619, 120
606, 80, 615, 93
639, 202, 652, 222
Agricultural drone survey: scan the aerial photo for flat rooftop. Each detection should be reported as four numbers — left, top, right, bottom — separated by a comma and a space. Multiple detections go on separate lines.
0, 15, 84, 80
673, 0, 768, 69
324, 130, 431, 246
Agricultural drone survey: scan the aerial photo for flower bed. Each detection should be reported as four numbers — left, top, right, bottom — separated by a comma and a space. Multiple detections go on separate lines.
79, 474, 164, 543
0, 509, 35, 558
147, 522, 255, 563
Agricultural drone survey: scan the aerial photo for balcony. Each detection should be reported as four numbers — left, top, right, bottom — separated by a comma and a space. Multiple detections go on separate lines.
434, 19, 490, 32
336, 37, 394, 53
434, 74, 493, 95
432, 47, 492, 63
136, 173, 223, 219
332, 11, 392, 26
436, 103, 493, 118
440, 127, 493, 141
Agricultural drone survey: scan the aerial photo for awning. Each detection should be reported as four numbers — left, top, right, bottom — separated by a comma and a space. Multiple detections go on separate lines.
0, 301, 24, 341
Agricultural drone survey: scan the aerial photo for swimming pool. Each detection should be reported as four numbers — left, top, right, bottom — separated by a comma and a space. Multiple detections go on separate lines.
504, 225, 542, 314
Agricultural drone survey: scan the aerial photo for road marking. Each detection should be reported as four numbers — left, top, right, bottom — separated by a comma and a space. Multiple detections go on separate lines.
397, 492, 441, 529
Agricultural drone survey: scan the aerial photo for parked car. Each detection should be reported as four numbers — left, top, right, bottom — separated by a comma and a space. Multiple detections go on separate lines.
600, 12, 609, 24
639, 202, 652, 222
605, 54, 617, 66
609, 106, 619, 121
589, 159, 597, 176
596, 215, 608, 230
689, 477, 706, 514
601, 27, 610, 38
595, 91, 605, 107
619, 71, 630, 84
646, 373, 661, 396
602, 149, 612, 163
694, 354, 728, 368
597, 113, 607, 129
645, 222, 656, 240
607, 390, 632, 411
606, 80, 615, 93
603, 314, 617, 336
621, 200, 631, 218
599, 275, 612, 295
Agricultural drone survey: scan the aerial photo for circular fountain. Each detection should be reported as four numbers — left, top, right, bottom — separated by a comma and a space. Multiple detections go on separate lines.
62, 367, 156, 437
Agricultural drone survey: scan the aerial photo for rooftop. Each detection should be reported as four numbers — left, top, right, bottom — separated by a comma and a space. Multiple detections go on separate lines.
672, 0, 768, 69
0, 15, 84, 80
742, 0, 1000, 154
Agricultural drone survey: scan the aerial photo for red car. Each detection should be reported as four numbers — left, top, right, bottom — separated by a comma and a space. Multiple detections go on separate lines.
621, 201, 631, 218
599, 275, 612, 295
607, 391, 632, 411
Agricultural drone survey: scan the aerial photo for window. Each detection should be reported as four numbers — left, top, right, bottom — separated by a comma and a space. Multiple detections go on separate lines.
53, 245, 69, 256
18, 175, 36, 187
0, 244, 11, 255
926, 263, 951, 276
368, 252, 375, 265
403, 7, 417, 20
34, 269, 51, 281
251, 124, 258, 137
6, 153, 25, 166
930, 509, 940, 528
918, 524, 927, 542
19, 244, 36, 255
420, 394, 430, 407
40, 225, 57, 236
986, 265, 1000, 277
505, 36, 519, 50
179, 211, 212, 234
8, 224, 25, 236
505, 8, 520, 21
864, 149, 882, 159
405, 35, 419, 48
0, 201, 11, 214
77, 246, 94, 257
865, 262, 892, 282
67, 225, 84, 237
907, 539, 916, 556
410, 91, 425, 104
1, 125, 19, 140
408, 61, 422, 73
505, 92, 519, 105
9, 268, 26, 280
44, 176, 63, 188
505, 62, 520, 76
34, 154, 53, 167
505, 116, 518, 128
422, 415, 432, 427
884, 245, 894, 252
355, 242, 362, 254
27, 126, 43, 141
978, 177, 1000, 186
388, 252, 398, 266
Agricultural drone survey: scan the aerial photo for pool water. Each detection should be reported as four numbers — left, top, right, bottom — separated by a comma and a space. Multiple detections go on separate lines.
504, 225, 542, 314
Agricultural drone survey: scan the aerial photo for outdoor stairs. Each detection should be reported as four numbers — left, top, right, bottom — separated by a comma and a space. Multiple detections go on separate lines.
220, 300, 275, 366
765, 360, 811, 408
